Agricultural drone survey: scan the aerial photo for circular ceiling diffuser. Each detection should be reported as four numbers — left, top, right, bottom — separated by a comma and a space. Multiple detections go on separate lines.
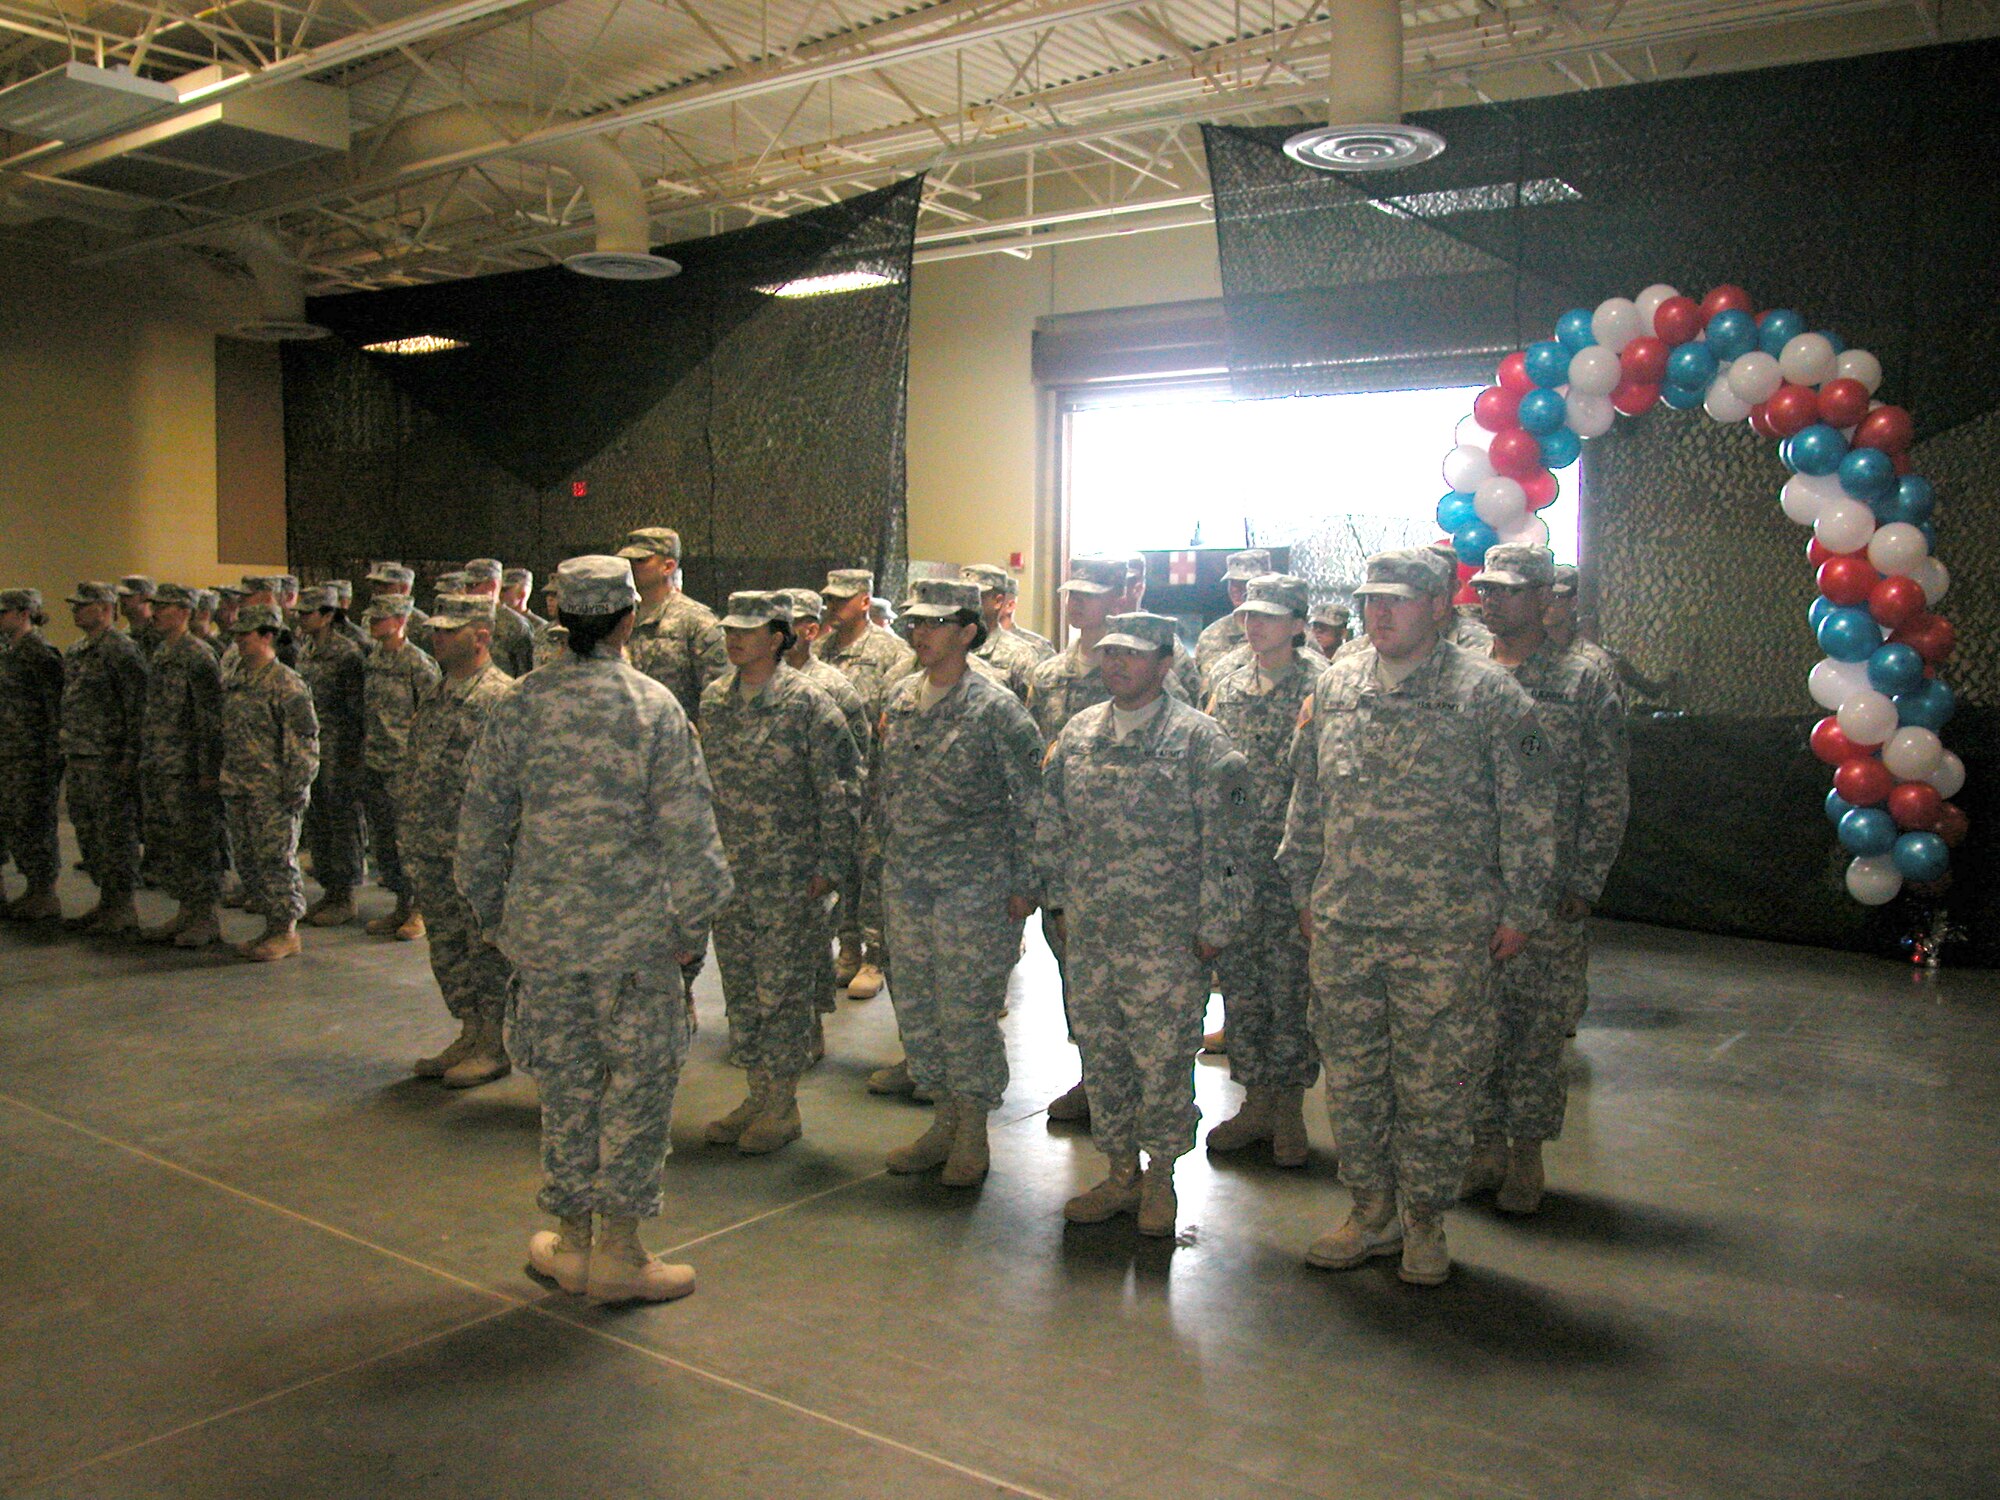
231, 319, 331, 341
1282, 122, 1446, 172
564, 251, 682, 280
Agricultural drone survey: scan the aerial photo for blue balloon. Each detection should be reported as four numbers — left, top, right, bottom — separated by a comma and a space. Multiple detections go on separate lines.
1919, 521, 1937, 551
1820, 329, 1847, 354
1895, 678, 1955, 731
1518, 387, 1569, 435
1555, 309, 1596, 352
1706, 309, 1758, 360
1839, 807, 1898, 857
1892, 832, 1949, 883
1810, 594, 1835, 632
1524, 340, 1570, 389
1758, 308, 1805, 356
1891, 476, 1935, 524
1826, 789, 1856, 825
1867, 642, 1925, 696
1661, 382, 1706, 410
1436, 490, 1479, 532
1538, 427, 1581, 469
1452, 520, 1499, 565
1788, 424, 1849, 477
1817, 606, 1882, 663
1838, 447, 1897, 501
1667, 342, 1719, 389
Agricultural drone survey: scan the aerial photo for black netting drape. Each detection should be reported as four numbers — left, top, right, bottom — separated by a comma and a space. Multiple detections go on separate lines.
282, 175, 921, 606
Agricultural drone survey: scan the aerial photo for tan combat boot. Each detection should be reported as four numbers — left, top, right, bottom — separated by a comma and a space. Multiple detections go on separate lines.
172, 904, 220, 949
220, 878, 249, 910
6, 885, 61, 922
1064, 1155, 1142, 1223
414, 1018, 481, 1078
141, 904, 195, 943
810, 1013, 826, 1066
846, 959, 884, 1000
441, 1016, 511, 1089
833, 937, 862, 987
1399, 1206, 1451, 1286
1046, 1079, 1090, 1123
1205, 1085, 1275, 1153
92, 894, 140, 937
705, 1073, 769, 1145
1269, 1086, 1310, 1168
1305, 1188, 1402, 1269
1458, 1135, 1508, 1201
939, 1098, 990, 1188
586, 1216, 695, 1306
396, 906, 426, 942
738, 1074, 802, 1155
239, 920, 302, 963
526, 1213, 593, 1295
1495, 1138, 1546, 1216
366, 897, 414, 936
866, 1058, 916, 1096
885, 1096, 958, 1174
1136, 1156, 1178, 1238
306, 893, 355, 928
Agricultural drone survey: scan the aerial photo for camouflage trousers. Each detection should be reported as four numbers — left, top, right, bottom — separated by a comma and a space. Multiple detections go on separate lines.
711, 888, 821, 1078
1308, 924, 1498, 1213
509, 966, 690, 1220
301, 761, 364, 899
0, 756, 60, 887
841, 835, 886, 961
1040, 908, 1074, 1038
66, 757, 140, 898
224, 794, 307, 924
1214, 878, 1319, 1089
1067, 922, 1206, 1160
408, 854, 512, 1026
1474, 915, 1587, 1144
140, 769, 221, 907
359, 766, 410, 899
882, 868, 1021, 1113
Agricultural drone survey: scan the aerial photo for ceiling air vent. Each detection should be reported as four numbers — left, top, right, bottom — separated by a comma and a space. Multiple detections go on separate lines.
0, 62, 177, 142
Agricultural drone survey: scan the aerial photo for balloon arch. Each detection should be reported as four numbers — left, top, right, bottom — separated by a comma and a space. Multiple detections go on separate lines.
1434, 283, 1965, 909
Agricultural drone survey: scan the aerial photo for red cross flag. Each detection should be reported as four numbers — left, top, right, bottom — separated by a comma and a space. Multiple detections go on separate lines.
1168, 551, 1197, 586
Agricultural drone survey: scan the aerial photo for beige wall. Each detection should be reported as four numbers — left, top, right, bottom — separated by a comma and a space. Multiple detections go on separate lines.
906, 222, 1220, 633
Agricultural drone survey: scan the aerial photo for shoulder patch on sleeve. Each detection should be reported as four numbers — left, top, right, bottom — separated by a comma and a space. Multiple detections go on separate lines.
1512, 711, 1553, 775
1296, 692, 1316, 731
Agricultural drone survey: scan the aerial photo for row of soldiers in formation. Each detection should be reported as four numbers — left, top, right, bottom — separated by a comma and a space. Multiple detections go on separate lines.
0, 527, 1627, 1302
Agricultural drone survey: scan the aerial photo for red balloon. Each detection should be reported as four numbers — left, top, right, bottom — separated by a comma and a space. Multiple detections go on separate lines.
1620, 336, 1670, 385
1817, 378, 1871, 429
1473, 385, 1521, 432
1699, 284, 1755, 319
1854, 404, 1914, 455
1935, 802, 1970, 848
1868, 575, 1927, 629
1816, 555, 1879, 606
1496, 351, 1534, 395
1453, 583, 1480, 607
1457, 561, 1477, 582
1811, 717, 1859, 766
1766, 383, 1819, 438
1487, 427, 1543, 479
1522, 470, 1559, 509
1893, 612, 1956, 665
1748, 403, 1777, 439
1653, 295, 1704, 345
1611, 380, 1660, 416
1892, 450, 1913, 475
1889, 782, 1944, 832
1833, 756, 1894, 806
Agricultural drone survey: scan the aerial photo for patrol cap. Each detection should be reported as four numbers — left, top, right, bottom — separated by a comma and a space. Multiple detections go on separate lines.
241, 575, 285, 593
720, 591, 792, 629
1552, 563, 1579, 597
366, 562, 414, 586
327, 579, 354, 604
276, 575, 299, 594
1058, 556, 1127, 596
1236, 573, 1309, 618
1354, 549, 1450, 601
429, 593, 496, 630
820, 568, 873, 599
67, 581, 118, 606
501, 567, 533, 589
1310, 599, 1351, 628
782, 587, 825, 620
1223, 548, 1273, 582
365, 595, 415, 622
462, 558, 503, 584
960, 563, 1017, 597
615, 527, 683, 561
1471, 543, 1556, 589
902, 578, 981, 621
556, 555, 641, 615
214, 584, 248, 601
1, 588, 43, 612
153, 583, 197, 608
232, 603, 284, 634
296, 584, 339, 612
117, 575, 157, 598
434, 570, 471, 595
191, 589, 218, 612
1098, 611, 1179, 654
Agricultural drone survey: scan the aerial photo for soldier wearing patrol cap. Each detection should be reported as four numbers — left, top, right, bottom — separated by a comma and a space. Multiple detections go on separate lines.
220, 603, 320, 962
239, 576, 300, 668
1309, 600, 1351, 658
1279, 548, 1558, 1285
615, 527, 727, 723
458, 554, 735, 1306
1545, 562, 1624, 689
296, 585, 368, 928
1038, 610, 1252, 1237
117, 576, 165, 660
364, 563, 431, 652
361, 593, 439, 940
137, 584, 224, 946
458, 559, 537, 679
1459, 544, 1628, 1213
325, 581, 369, 648
211, 585, 245, 637
60, 581, 149, 934
699, 591, 860, 1155
962, 562, 1053, 663
0, 588, 67, 921
1193, 549, 1271, 691
189, 589, 223, 649
501, 567, 541, 626
959, 565, 1041, 700
1121, 553, 1202, 701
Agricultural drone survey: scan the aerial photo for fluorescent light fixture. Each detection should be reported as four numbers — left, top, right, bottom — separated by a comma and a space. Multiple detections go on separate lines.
1369, 178, 1582, 218
362, 334, 467, 355
758, 270, 897, 299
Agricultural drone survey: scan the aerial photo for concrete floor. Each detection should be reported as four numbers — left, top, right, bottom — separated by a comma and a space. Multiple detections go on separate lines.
2, 853, 1997, 1500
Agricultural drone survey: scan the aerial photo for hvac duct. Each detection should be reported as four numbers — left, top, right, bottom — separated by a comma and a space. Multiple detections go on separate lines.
1284, 0, 1444, 171
219, 224, 330, 340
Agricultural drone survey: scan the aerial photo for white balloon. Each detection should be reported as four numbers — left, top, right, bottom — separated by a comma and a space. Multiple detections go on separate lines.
1635, 283, 1679, 334
1497, 515, 1550, 548
1473, 476, 1528, 527
1867, 522, 1930, 577
1443, 444, 1494, 492
1836, 348, 1883, 393
1566, 345, 1622, 397
1882, 726, 1944, 781
1846, 855, 1904, 906
1591, 297, 1643, 353
1455, 414, 1491, 451
1929, 750, 1966, 799
1779, 332, 1838, 387
1781, 472, 1843, 526
1909, 555, 1950, 606
1837, 690, 1898, 747
1726, 351, 1783, 405
1815, 499, 1877, 556
1566, 391, 1616, 438
1705, 375, 1752, 424
1809, 656, 1871, 711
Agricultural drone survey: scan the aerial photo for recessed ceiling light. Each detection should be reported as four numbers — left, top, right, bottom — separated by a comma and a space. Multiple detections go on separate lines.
758, 270, 897, 299
362, 334, 468, 355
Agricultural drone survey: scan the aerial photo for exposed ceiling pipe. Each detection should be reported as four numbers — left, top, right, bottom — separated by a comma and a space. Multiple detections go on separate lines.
1284, 0, 1444, 172
210, 223, 331, 340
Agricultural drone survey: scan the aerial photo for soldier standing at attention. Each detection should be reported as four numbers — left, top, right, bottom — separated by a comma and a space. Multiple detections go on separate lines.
1308, 601, 1350, 658
238, 577, 300, 669
138, 585, 223, 947
117, 576, 165, 659
699, 592, 860, 1155
324, 581, 369, 649
1460, 545, 1628, 1213
457, 556, 734, 1306
1120, 554, 1202, 701
502, 568, 542, 631
1279, 549, 1556, 1285
220, 604, 320, 963
961, 564, 1043, 699
361, 594, 439, 941
211, 586, 245, 637
1192, 549, 1270, 691
403, 594, 518, 1088
459, 559, 537, 679
297, 586, 368, 929
189, 590, 222, 649
61, 581, 148, 935
615, 527, 727, 724
1202, 575, 1320, 1167
364, 564, 430, 650
0, 590, 67, 922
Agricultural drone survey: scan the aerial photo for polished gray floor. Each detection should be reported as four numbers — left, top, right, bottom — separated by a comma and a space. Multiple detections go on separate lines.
2, 853, 1996, 1499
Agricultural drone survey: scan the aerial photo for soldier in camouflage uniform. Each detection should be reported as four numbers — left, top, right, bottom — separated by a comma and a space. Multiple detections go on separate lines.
212, 586, 244, 636
1038, 611, 1251, 1237
502, 567, 543, 631
458, 555, 734, 1306
1460, 545, 1628, 1213
699, 592, 860, 1154
189, 590, 222, 650
1308, 600, 1350, 659
531, 579, 568, 669
0, 589, 66, 921
1192, 548, 1269, 692
297, 586, 368, 928
327, 581, 370, 649
1119, 554, 1202, 702
960, 564, 1042, 700
402, 594, 518, 1088
362, 594, 439, 939
460, 558, 537, 678
1279, 549, 1557, 1285
61, 581, 149, 934
117, 576, 166, 660
365, 563, 431, 653
220, 604, 320, 962
614, 527, 727, 723
1202, 575, 1320, 1166
138, 584, 224, 946
238, 576, 300, 669
870, 580, 1043, 1187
